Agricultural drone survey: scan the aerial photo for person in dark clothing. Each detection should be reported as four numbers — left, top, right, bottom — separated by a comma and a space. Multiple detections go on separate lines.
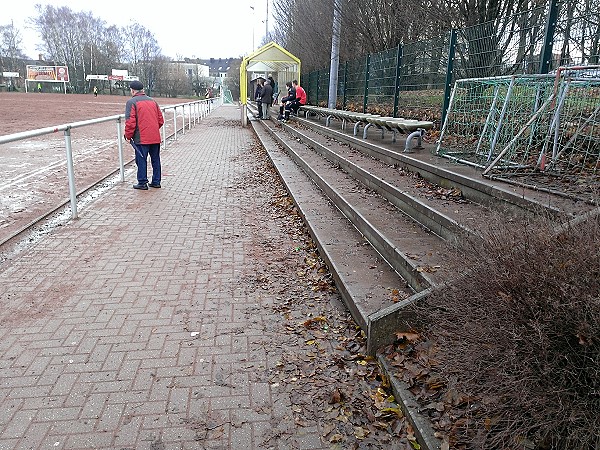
260, 80, 273, 119
254, 79, 264, 119
125, 80, 165, 190
278, 81, 296, 120
268, 74, 278, 103
283, 79, 307, 120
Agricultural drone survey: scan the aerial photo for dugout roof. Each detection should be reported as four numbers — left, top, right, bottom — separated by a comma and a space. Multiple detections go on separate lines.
239, 41, 301, 104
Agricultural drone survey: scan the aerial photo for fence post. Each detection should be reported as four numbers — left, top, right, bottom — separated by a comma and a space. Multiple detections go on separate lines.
64, 128, 78, 219
363, 54, 371, 113
316, 70, 320, 106
539, 0, 560, 74
393, 43, 404, 118
441, 29, 457, 127
343, 61, 348, 110
116, 118, 125, 182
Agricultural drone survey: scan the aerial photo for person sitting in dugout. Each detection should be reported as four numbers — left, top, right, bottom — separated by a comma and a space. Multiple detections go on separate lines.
277, 81, 296, 120
284, 80, 306, 120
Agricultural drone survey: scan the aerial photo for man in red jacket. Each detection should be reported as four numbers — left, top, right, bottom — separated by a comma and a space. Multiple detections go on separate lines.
283, 79, 306, 121
125, 80, 165, 190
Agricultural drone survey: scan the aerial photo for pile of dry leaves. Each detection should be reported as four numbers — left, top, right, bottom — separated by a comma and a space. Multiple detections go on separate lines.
238, 141, 426, 449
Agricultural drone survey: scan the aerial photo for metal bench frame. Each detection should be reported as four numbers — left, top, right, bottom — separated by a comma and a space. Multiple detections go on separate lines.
299, 106, 434, 152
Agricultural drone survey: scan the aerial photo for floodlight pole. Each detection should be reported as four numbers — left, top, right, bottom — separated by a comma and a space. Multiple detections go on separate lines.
250, 5, 255, 51
265, 0, 269, 38
328, 0, 342, 109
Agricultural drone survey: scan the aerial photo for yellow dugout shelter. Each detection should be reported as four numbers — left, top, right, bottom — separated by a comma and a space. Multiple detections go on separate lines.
239, 42, 301, 126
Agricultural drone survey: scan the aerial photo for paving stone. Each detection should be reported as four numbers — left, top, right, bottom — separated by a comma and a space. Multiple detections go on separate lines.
0, 105, 345, 449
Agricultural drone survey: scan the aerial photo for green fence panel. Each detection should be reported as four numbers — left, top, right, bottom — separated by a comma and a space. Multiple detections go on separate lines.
365, 48, 397, 115
303, 1, 600, 127
317, 68, 330, 107
343, 58, 367, 111
552, 1, 600, 66
454, 4, 549, 78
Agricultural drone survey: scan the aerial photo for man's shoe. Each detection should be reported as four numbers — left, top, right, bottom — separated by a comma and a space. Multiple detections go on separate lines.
133, 183, 148, 190
148, 183, 161, 188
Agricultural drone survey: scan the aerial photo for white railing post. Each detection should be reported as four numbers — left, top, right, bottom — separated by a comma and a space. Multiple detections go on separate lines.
64, 128, 78, 219
173, 108, 178, 140
181, 105, 185, 135
116, 118, 125, 182
161, 108, 167, 149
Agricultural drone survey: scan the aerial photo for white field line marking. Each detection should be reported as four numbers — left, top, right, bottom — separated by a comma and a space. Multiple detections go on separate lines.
0, 140, 116, 192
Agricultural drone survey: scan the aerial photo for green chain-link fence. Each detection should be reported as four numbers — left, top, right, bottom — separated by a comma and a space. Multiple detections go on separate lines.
303, 0, 600, 200
305, 0, 600, 129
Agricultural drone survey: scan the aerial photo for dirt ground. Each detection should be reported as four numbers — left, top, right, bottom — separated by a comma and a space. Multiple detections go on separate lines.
0, 92, 193, 243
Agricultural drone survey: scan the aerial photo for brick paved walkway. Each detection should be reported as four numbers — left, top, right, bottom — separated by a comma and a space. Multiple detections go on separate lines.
0, 105, 330, 449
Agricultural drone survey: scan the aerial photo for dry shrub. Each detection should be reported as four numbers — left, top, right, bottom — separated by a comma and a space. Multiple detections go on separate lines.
414, 212, 600, 449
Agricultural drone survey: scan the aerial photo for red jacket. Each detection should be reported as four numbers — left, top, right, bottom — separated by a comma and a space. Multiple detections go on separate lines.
125, 92, 164, 144
295, 85, 307, 105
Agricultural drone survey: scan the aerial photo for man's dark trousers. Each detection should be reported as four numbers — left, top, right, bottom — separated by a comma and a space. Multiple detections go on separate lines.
284, 100, 302, 119
132, 141, 161, 185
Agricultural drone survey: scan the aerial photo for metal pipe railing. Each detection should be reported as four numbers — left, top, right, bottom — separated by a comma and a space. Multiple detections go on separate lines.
0, 97, 219, 220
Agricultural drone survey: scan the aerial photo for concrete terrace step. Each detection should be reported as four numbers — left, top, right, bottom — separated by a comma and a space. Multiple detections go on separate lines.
297, 112, 593, 220
249, 108, 539, 356
280, 122, 497, 241
249, 111, 445, 449
249, 115, 415, 331
247, 104, 597, 450
246, 101, 595, 357
247, 114, 456, 354
266, 121, 451, 291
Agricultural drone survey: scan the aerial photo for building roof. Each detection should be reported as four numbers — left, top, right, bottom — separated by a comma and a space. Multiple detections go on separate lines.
197, 57, 241, 73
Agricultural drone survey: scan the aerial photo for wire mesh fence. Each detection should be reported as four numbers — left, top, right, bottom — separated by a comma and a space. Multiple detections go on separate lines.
304, 1, 600, 123
397, 37, 450, 123
552, 4, 600, 67
342, 58, 367, 111
436, 70, 600, 202
454, 5, 549, 79
364, 48, 397, 115
302, 0, 600, 200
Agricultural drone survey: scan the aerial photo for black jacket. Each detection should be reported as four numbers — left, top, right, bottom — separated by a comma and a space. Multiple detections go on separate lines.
261, 83, 273, 105
281, 86, 296, 103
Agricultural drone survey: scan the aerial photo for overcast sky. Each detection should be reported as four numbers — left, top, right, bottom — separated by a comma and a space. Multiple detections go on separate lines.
4, 0, 272, 60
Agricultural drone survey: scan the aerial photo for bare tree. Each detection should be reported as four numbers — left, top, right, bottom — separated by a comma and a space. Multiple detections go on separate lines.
121, 22, 162, 94
0, 21, 26, 73
272, 0, 450, 72
563, 0, 600, 64
226, 58, 242, 100
341, 0, 433, 53
93, 25, 125, 92
272, 0, 335, 72
31, 5, 114, 92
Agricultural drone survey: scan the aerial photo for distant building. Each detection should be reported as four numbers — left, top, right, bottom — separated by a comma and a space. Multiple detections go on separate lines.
168, 61, 210, 79
197, 58, 241, 79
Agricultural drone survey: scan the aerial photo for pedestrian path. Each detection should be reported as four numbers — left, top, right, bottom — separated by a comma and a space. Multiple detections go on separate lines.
0, 105, 333, 449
